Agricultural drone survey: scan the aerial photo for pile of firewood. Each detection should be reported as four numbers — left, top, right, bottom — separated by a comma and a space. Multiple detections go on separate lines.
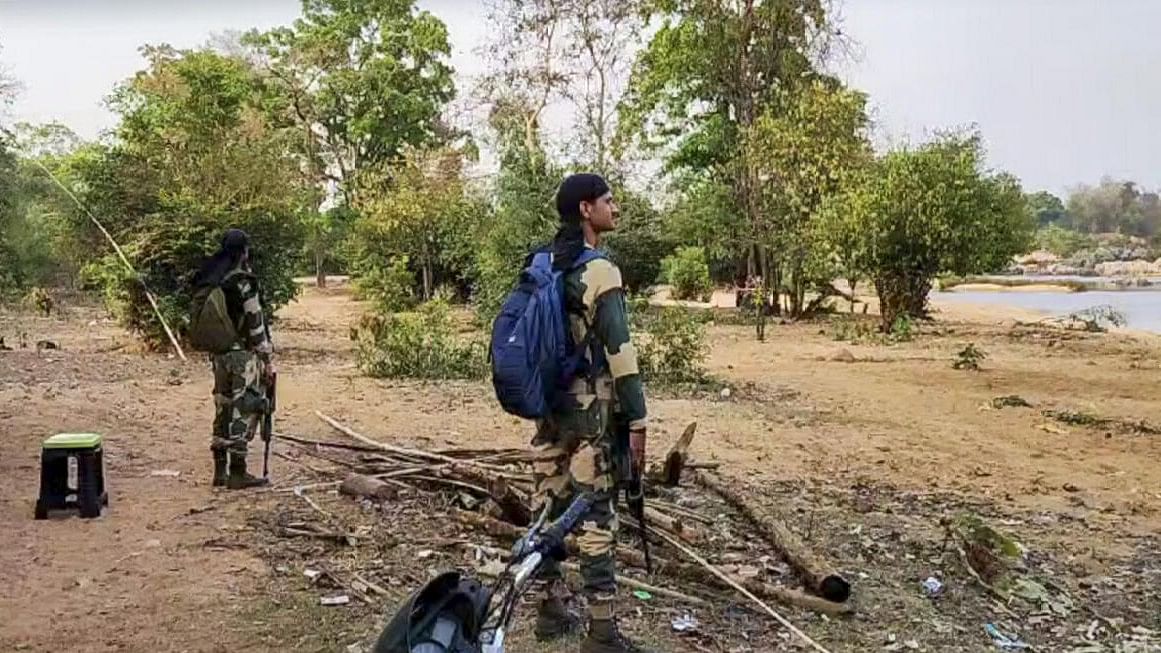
277, 411, 856, 650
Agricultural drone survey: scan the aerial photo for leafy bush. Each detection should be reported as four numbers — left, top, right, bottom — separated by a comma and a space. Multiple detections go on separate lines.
888, 314, 915, 342
661, 246, 712, 301
635, 306, 708, 385
355, 256, 417, 313
953, 343, 988, 371
830, 315, 876, 342
352, 300, 485, 380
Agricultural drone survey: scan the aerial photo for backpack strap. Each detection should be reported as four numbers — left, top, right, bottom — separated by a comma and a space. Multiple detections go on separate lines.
560, 248, 610, 390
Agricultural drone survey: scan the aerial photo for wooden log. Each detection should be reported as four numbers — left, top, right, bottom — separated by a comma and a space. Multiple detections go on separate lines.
641, 506, 701, 544
694, 472, 851, 603
339, 473, 398, 501
661, 422, 698, 486
488, 476, 532, 526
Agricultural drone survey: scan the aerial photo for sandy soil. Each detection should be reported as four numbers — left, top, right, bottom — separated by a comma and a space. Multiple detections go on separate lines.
2, 282, 1159, 652
940, 283, 1078, 294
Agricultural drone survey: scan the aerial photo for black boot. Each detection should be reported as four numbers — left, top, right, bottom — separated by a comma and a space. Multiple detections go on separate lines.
533, 596, 581, 641
212, 449, 228, 487
227, 454, 269, 489
581, 618, 652, 653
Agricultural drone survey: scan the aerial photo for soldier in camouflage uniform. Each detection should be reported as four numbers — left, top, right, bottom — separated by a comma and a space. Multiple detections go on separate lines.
530, 174, 651, 653
195, 229, 275, 489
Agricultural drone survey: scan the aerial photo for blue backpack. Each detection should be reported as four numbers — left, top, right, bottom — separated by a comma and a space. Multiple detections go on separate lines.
489, 249, 605, 419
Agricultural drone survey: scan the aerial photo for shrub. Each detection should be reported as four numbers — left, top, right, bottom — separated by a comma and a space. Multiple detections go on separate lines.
635, 306, 708, 385
952, 343, 988, 371
352, 299, 484, 380
356, 256, 417, 313
661, 246, 712, 301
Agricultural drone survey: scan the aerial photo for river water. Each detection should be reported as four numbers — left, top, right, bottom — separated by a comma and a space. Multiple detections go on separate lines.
936, 287, 1161, 333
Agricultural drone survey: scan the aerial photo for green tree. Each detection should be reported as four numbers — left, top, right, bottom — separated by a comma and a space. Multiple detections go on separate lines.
303, 206, 356, 288
825, 132, 1033, 329
352, 146, 485, 302
603, 189, 668, 292
74, 45, 309, 346
744, 80, 872, 316
245, 0, 456, 206
1025, 190, 1066, 227
618, 0, 839, 308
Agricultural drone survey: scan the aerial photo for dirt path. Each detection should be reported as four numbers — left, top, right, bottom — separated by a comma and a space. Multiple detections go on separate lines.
2, 283, 1158, 652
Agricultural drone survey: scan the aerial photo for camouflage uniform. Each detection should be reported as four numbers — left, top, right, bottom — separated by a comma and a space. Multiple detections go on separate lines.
210, 269, 272, 459
531, 246, 647, 622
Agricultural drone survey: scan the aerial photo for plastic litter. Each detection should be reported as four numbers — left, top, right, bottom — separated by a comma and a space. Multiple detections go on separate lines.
985, 624, 1030, 649
921, 576, 944, 597
671, 614, 699, 633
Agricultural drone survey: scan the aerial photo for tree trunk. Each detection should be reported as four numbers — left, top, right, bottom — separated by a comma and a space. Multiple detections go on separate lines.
847, 277, 858, 313
315, 247, 327, 289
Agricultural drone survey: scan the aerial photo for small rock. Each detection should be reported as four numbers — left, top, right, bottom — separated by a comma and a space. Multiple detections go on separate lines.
904, 640, 919, 650
720, 387, 732, 399
1063, 483, 1081, 492
144, 539, 162, 548
830, 348, 857, 363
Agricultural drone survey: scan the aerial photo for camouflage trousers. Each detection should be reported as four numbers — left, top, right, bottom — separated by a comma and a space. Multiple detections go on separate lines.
210, 350, 267, 456
531, 396, 618, 611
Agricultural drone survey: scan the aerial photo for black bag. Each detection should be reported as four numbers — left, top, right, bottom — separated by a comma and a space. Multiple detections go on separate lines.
373, 571, 492, 653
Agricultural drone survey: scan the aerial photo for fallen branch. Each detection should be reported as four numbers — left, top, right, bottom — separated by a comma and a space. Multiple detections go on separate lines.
956, 546, 1020, 619
652, 528, 833, 653
642, 505, 702, 543
663, 422, 698, 486
695, 472, 850, 603
317, 412, 517, 475
276, 431, 382, 453
353, 572, 390, 597
645, 499, 715, 526
293, 486, 333, 520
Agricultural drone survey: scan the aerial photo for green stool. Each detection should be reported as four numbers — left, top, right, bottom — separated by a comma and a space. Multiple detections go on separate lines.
35, 433, 108, 519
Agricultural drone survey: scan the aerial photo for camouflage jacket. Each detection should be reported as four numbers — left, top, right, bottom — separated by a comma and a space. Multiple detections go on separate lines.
222, 267, 272, 360
561, 246, 647, 429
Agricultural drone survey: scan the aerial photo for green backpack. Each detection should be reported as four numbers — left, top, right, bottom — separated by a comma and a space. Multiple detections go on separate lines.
188, 270, 248, 354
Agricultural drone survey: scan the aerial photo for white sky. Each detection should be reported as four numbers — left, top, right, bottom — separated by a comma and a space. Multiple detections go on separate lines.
2, 0, 1158, 197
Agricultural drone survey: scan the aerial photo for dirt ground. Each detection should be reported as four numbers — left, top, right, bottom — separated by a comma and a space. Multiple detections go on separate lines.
1, 281, 1159, 652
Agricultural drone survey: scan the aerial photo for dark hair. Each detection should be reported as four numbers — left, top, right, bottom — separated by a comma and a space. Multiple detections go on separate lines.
192, 229, 251, 287
552, 173, 610, 270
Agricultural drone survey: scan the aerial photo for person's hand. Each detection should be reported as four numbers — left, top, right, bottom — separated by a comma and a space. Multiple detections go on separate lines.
629, 426, 646, 470
264, 358, 277, 384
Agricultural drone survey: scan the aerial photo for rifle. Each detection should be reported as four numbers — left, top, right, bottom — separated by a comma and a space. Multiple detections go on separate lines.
613, 414, 651, 573
262, 370, 276, 479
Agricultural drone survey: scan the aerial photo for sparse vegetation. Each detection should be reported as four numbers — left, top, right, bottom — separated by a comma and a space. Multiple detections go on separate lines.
953, 343, 988, 370
351, 300, 485, 380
